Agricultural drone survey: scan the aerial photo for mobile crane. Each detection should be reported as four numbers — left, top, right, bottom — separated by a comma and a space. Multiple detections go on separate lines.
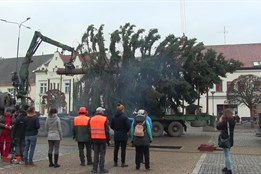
16, 31, 76, 106
0, 31, 80, 136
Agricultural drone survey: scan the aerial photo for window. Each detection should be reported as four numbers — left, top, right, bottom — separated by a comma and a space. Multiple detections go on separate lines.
64, 82, 70, 94
253, 61, 260, 66
215, 82, 223, 92
40, 82, 47, 94
227, 81, 233, 93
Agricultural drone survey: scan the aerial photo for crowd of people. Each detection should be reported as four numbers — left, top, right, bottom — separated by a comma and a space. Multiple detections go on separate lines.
0, 105, 40, 166
0, 103, 153, 174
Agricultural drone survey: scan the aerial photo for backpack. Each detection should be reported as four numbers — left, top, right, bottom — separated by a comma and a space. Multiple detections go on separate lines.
134, 121, 145, 137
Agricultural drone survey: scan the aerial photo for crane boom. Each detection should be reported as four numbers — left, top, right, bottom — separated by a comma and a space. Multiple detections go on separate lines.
17, 31, 75, 105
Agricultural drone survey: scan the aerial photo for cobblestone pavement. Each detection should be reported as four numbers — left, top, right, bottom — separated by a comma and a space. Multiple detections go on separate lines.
196, 123, 261, 174
0, 122, 260, 174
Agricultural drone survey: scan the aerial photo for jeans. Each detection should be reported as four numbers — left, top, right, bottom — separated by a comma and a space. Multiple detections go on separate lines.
23, 135, 37, 163
223, 148, 232, 170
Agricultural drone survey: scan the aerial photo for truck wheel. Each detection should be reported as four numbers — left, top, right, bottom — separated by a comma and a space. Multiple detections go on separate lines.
61, 121, 71, 137
190, 121, 207, 127
168, 121, 183, 137
38, 120, 48, 137
152, 121, 164, 137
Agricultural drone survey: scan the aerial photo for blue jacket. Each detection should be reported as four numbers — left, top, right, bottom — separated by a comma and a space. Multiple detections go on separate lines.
131, 115, 153, 146
128, 114, 152, 129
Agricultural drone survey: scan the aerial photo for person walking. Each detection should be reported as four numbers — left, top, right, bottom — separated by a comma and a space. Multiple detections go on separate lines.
89, 107, 110, 173
0, 108, 13, 161
131, 112, 153, 171
110, 103, 131, 167
217, 109, 236, 174
23, 106, 40, 166
72, 106, 93, 166
45, 108, 63, 168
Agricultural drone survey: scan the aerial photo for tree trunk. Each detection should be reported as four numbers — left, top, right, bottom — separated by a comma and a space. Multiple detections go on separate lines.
250, 107, 254, 128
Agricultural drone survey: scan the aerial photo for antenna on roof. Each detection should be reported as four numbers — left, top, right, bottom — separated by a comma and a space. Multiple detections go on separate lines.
218, 26, 228, 45
180, 0, 186, 35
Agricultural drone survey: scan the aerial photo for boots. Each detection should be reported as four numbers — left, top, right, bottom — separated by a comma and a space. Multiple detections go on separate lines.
54, 154, 60, 168
224, 170, 232, 174
48, 153, 54, 167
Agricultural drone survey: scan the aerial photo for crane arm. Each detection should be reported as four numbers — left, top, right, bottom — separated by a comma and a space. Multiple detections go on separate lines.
17, 31, 75, 104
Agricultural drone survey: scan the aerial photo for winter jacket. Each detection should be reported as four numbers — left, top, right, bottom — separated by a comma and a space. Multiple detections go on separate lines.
216, 119, 236, 147
24, 114, 40, 136
0, 113, 12, 137
131, 115, 153, 146
12, 110, 27, 139
45, 114, 63, 140
128, 115, 153, 129
110, 110, 131, 141
72, 114, 91, 142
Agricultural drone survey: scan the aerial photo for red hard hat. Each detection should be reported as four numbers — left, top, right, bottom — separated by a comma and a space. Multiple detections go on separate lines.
78, 107, 87, 114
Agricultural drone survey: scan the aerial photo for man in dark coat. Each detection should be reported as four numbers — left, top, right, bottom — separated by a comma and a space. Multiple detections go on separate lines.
110, 103, 131, 167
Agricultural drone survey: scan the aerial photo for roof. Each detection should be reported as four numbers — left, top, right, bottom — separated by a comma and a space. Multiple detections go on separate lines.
0, 54, 53, 86
205, 43, 261, 68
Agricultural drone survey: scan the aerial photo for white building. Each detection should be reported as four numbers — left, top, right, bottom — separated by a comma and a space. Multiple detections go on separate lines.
33, 52, 82, 114
202, 43, 261, 118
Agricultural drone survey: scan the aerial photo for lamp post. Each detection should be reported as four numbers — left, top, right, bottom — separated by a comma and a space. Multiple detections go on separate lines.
211, 91, 215, 116
0, 17, 31, 98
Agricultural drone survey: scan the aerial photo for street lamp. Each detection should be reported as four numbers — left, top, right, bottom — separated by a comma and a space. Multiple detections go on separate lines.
0, 17, 31, 98
211, 91, 215, 116
0, 17, 31, 73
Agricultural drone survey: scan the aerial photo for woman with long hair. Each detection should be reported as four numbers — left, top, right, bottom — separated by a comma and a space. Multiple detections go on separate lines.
216, 109, 236, 174
45, 108, 63, 168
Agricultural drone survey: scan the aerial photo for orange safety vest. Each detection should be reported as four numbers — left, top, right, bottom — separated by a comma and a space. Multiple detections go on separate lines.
89, 115, 107, 139
74, 114, 90, 126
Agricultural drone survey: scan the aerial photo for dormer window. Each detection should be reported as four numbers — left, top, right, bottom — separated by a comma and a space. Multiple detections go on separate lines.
253, 61, 261, 66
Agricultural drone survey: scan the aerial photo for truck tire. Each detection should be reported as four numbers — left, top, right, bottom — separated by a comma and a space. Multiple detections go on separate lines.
190, 121, 207, 127
167, 121, 183, 137
38, 119, 48, 137
61, 121, 71, 137
152, 121, 164, 137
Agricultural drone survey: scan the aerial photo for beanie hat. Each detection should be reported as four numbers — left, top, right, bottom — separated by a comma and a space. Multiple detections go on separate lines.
117, 103, 125, 111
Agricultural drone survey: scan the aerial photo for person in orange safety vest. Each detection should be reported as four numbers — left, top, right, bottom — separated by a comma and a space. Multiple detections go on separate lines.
89, 107, 110, 174
73, 107, 93, 166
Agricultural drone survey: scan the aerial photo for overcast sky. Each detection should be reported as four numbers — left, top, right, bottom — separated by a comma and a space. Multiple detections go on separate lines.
0, 0, 260, 58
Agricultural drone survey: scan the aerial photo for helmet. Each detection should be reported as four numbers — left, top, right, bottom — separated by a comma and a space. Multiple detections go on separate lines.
78, 107, 88, 114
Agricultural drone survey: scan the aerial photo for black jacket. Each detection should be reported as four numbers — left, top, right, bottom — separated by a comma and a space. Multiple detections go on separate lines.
24, 114, 40, 136
216, 119, 236, 147
110, 110, 131, 141
13, 110, 27, 139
